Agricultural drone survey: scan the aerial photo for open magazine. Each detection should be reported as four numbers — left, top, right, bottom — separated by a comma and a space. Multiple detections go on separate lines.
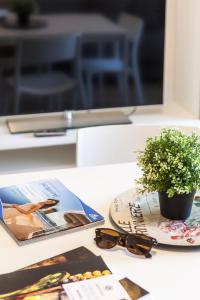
0, 247, 150, 300
0, 178, 104, 244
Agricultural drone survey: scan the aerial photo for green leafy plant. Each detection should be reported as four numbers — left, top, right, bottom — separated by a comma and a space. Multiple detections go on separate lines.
10, 0, 39, 15
137, 128, 200, 197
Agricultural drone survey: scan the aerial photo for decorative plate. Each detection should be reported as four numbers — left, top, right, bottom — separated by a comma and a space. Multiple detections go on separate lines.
110, 188, 200, 246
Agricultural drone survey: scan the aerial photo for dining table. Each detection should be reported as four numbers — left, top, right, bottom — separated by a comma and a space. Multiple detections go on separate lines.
0, 162, 199, 300
0, 13, 129, 133
0, 13, 125, 42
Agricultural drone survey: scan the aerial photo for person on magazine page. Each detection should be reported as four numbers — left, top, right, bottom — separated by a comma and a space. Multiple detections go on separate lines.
0, 178, 104, 242
7, 199, 59, 214
2, 199, 59, 241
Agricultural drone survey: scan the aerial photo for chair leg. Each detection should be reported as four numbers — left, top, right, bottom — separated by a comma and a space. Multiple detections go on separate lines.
72, 87, 78, 109
98, 73, 105, 102
85, 71, 93, 109
131, 64, 144, 105
3, 78, 13, 114
77, 72, 86, 109
49, 95, 55, 111
117, 71, 129, 106
97, 43, 105, 103
0, 67, 5, 113
14, 88, 21, 114
57, 93, 63, 110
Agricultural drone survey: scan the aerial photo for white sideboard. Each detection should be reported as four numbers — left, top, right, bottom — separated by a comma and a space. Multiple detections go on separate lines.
0, 101, 198, 152
0, 101, 199, 174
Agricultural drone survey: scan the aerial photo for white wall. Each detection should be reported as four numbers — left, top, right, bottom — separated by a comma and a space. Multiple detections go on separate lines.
164, 0, 176, 103
165, 0, 200, 117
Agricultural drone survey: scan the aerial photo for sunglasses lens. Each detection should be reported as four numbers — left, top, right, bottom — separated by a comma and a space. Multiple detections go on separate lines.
126, 234, 153, 256
95, 229, 119, 249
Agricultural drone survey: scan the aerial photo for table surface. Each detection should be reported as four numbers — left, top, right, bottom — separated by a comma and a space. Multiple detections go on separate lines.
0, 162, 199, 300
0, 14, 125, 41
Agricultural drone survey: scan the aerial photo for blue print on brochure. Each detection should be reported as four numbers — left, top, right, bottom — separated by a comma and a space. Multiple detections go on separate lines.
0, 187, 30, 205
0, 178, 104, 242
0, 199, 3, 221
80, 200, 104, 222
46, 179, 85, 213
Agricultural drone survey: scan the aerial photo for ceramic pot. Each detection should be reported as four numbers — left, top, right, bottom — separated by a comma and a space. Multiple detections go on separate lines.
158, 190, 196, 220
17, 13, 30, 28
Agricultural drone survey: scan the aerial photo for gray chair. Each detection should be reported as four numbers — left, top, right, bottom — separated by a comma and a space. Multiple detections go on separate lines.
76, 124, 200, 167
119, 13, 144, 104
0, 44, 15, 113
80, 33, 128, 109
7, 35, 84, 114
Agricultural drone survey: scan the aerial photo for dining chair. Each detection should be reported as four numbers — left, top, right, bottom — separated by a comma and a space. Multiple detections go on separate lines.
80, 33, 128, 109
0, 44, 15, 113
76, 124, 200, 167
118, 13, 144, 105
6, 35, 84, 114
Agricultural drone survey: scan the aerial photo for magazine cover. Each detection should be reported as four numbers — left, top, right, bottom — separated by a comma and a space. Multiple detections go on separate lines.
21, 246, 96, 270
0, 256, 111, 300
0, 246, 150, 300
21, 247, 150, 300
0, 178, 104, 244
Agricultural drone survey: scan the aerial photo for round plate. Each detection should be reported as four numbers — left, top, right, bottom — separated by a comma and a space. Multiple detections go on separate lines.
110, 188, 200, 246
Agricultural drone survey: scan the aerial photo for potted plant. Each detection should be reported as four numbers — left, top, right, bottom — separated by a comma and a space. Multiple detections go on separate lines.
10, 0, 39, 28
137, 128, 200, 220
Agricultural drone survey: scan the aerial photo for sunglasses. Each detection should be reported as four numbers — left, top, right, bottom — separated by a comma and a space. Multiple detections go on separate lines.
94, 228, 157, 258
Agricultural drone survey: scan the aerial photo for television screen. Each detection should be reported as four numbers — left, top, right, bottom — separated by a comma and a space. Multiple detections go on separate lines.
0, 0, 166, 117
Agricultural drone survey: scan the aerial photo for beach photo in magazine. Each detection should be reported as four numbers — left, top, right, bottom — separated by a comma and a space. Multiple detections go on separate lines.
0, 178, 104, 242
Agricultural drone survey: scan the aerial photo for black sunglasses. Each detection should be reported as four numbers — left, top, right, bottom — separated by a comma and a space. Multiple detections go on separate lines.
94, 228, 157, 258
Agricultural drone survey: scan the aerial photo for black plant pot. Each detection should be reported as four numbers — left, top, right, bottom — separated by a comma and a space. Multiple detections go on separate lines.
158, 190, 196, 220
17, 13, 31, 28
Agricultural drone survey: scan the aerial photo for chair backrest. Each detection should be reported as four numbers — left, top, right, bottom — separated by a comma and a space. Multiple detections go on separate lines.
17, 34, 80, 67
76, 124, 200, 167
119, 13, 144, 44
80, 33, 127, 60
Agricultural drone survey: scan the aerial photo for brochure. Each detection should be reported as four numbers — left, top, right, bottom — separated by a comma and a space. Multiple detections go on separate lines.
63, 274, 131, 300
120, 278, 150, 300
21, 246, 96, 270
0, 247, 150, 300
0, 256, 111, 299
22, 247, 150, 299
0, 178, 104, 244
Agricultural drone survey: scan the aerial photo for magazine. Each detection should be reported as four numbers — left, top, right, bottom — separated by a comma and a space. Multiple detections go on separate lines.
0, 178, 104, 244
21, 246, 96, 270
0, 246, 150, 300
0, 256, 111, 299
22, 248, 150, 299
0, 252, 150, 300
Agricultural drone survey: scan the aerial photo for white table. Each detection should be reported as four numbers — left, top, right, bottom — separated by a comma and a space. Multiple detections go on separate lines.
0, 14, 125, 41
0, 162, 199, 300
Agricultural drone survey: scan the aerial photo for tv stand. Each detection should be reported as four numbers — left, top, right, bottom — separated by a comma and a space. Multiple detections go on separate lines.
7, 110, 132, 134
68, 110, 132, 128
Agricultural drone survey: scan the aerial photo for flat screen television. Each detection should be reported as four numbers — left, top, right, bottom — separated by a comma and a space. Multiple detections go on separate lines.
0, 0, 166, 132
